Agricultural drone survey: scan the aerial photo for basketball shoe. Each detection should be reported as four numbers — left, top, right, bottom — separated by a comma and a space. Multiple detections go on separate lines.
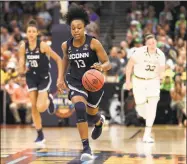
35, 130, 46, 145
80, 146, 93, 161
143, 135, 155, 143
47, 93, 55, 115
91, 115, 105, 140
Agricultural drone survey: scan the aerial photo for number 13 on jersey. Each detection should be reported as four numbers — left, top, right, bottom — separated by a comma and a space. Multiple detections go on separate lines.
75, 60, 86, 68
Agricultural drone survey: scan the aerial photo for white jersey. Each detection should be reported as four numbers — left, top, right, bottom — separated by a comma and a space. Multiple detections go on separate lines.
131, 46, 165, 79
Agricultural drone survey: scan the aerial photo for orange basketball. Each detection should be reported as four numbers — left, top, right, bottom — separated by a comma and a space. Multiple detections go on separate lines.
82, 69, 105, 92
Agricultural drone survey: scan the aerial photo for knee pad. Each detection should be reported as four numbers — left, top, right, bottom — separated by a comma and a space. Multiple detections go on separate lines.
74, 102, 87, 123
87, 113, 101, 124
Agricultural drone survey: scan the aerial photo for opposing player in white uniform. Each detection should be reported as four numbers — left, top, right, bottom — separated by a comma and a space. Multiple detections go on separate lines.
125, 34, 166, 143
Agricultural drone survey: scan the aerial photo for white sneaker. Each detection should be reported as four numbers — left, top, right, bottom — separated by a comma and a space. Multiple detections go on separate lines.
80, 147, 93, 161
80, 153, 94, 161
143, 136, 154, 143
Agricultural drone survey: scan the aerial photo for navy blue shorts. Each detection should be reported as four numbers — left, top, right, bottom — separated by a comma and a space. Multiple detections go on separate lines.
26, 71, 52, 92
66, 75, 104, 108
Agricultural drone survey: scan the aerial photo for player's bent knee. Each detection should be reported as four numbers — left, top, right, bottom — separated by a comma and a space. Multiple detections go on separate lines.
136, 103, 146, 119
74, 102, 87, 123
36, 103, 47, 113
87, 106, 99, 115
87, 113, 101, 124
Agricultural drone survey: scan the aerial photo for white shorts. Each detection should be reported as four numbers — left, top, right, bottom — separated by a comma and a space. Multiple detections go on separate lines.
132, 76, 160, 104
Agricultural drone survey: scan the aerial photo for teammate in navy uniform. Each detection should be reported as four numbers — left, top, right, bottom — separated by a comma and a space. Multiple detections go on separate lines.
18, 20, 63, 144
61, 5, 111, 161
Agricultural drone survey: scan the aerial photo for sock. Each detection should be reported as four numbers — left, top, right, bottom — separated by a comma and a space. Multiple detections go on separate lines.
144, 126, 152, 137
82, 138, 89, 149
37, 129, 44, 139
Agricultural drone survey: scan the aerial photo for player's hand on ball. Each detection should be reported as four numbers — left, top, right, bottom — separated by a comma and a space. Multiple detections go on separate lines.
91, 62, 103, 72
125, 81, 132, 90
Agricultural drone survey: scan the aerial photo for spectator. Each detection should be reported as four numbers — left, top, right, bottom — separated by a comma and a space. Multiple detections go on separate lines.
9, 75, 32, 124
118, 48, 128, 68
85, 3, 100, 25
12, 27, 26, 44
179, 6, 187, 18
159, 6, 173, 25
175, 22, 187, 41
170, 81, 186, 126
37, 4, 52, 26
175, 38, 186, 60
126, 20, 142, 45
156, 27, 170, 44
86, 21, 100, 39
107, 47, 122, 78
1, 26, 10, 44
163, 23, 174, 39
143, 20, 154, 35
144, 6, 158, 34
0, 56, 9, 86
175, 14, 187, 32
166, 39, 178, 63
160, 76, 174, 92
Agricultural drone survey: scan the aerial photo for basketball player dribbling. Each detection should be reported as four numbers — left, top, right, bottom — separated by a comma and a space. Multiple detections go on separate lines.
125, 34, 166, 143
61, 5, 111, 161
19, 20, 63, 144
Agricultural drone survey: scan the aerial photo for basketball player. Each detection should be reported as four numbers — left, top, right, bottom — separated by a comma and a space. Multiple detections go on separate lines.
125, 34, 166, 143
19, 20, 63, 144
61, 5, 111, 161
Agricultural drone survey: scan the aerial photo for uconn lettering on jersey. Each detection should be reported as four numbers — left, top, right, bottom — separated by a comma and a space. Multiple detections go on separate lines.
27, 55, 40, 60
69, 52, 89, 60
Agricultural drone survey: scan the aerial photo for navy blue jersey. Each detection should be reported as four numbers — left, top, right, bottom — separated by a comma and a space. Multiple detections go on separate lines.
66, 35, 99, 80
25, 40, 50, 74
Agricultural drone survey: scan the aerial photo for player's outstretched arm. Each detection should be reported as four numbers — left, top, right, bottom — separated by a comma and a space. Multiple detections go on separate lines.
90, 39, 112, 72
41, 41, 63, 92
18, 41, 26, 75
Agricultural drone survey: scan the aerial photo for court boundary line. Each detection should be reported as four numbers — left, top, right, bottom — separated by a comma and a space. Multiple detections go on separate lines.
128, 129, 142, 139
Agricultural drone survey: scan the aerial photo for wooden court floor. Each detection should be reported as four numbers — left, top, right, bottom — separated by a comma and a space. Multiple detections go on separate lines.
1, 125, 186, 164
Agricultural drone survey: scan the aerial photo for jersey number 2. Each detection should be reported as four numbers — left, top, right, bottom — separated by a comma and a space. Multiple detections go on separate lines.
75, 60, 86, 68
29, 60, 38, 67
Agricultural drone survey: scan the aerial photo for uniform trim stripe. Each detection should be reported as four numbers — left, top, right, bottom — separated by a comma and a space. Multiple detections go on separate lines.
28, 88, 37, 92
68, 84, 88, 97
39, 73, 52, 92
87, 91, 104, 108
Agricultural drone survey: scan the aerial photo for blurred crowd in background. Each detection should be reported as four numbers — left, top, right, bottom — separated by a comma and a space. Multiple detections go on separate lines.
0, 1, 186, 126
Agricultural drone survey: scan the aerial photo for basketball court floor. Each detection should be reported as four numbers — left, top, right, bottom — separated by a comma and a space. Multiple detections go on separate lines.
1, 125, 186, 164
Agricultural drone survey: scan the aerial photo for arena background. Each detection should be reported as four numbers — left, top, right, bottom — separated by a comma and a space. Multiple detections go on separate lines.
0, 1, 187, 164
0, 1, 186, 126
